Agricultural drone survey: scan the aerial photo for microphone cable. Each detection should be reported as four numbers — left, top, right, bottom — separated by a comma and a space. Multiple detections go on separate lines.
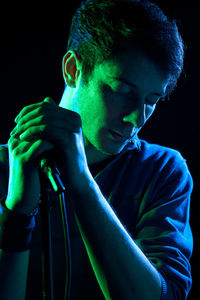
59, 191, 72, 300
40, 157, 72, 300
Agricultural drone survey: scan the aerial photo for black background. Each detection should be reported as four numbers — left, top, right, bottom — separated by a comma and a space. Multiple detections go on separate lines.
0, 1, 199, 298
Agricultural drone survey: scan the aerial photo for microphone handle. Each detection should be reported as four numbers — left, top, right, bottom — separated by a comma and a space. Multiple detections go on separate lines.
40, 158, 66, 193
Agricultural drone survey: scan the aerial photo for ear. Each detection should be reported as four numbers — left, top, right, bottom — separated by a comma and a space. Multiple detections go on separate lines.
62, 50, 82, 88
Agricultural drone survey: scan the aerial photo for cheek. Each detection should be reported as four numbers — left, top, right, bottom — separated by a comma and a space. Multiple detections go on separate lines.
145, 105, 156, 121
100, 86, 121, 122
78, 88, 109, 133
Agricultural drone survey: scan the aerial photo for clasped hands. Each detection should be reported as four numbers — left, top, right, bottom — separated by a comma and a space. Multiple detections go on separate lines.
10, 97, 90, 192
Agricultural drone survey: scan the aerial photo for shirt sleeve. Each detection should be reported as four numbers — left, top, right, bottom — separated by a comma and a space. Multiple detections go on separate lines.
134, 150, 193, 300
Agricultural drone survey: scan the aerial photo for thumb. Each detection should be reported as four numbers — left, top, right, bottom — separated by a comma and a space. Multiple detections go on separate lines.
43, 97, 57, 105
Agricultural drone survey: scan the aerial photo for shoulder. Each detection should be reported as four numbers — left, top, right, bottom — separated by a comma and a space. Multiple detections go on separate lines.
132, 139, 189, 170
126, 139, 193, 189
0, 144, 9, 199
139, 139, 186, 164
140, 139, 193, 191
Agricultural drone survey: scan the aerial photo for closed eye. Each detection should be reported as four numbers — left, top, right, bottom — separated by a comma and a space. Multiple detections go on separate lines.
146, 99, 159, 106
146, 94, 163, 106
109, 77, 165, 100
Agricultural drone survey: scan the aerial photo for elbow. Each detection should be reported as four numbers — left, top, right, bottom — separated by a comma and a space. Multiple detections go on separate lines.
102, 276, 162, 300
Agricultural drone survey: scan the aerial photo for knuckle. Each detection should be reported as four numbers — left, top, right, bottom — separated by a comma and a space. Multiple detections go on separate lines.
8, 137, 13, 146
37, 103, 46, 114
20, 106, 28, 116
26, 128, 32, 135
71, 111, 82, 126
13, 147, 20, 157
39, 124, 47, 134
37, 106, 43, 114
41, 102, 46, 108
43, 125, 48, 133
36, 139, 43, 147
76, 115, 82, 126
41, 101, 49, 110
72, 110, 80, 119
24, 128, 34, 138
8, 137, 18, 149
39, 114, 47, 123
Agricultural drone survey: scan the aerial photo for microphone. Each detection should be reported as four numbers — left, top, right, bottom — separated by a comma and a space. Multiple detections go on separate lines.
40, 157, 66, 193
39, 154, 71, 300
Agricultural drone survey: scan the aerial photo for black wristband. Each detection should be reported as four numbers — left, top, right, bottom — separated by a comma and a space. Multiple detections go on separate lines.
0, 198, 38, 252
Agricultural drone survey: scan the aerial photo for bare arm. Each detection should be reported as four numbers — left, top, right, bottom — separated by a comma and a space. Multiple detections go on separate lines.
70, 174, 162, 300
0, 249, 30, 300
6, 98, 162, 299
0, 106, 55, 300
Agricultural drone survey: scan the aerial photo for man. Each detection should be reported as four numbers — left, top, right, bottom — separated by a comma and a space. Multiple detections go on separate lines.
0, 0, 193, 299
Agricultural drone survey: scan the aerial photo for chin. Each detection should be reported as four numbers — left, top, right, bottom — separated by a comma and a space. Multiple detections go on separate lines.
98, 139, 128, 156
86, 130, 128, 158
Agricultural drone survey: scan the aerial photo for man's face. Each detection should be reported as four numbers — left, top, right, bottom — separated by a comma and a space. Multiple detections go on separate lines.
71, 46, 168, 159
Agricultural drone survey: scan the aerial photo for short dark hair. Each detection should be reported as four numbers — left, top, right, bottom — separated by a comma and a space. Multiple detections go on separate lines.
67, 0, 185, 96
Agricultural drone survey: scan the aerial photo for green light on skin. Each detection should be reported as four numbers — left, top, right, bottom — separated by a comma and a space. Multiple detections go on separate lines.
60, 47, 168, 165
74, 215, 112, 299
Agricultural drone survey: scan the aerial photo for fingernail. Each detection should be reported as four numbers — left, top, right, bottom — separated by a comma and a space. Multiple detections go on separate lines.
11, 124, 19, 134
19, 133, 25, 140
15, 115, 20, 123
10, 129, 15, 135
10, 131, 18, 137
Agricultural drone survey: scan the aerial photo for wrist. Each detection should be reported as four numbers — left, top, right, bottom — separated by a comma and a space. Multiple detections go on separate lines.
60, 153, 92, 190
5, 197, 40, 216
0, 198, 37, 252
67, 168, 94, 197
2, 199, 39, 216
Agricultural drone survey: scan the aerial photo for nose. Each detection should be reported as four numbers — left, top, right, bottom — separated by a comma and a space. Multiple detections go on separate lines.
122, 104, 147, 129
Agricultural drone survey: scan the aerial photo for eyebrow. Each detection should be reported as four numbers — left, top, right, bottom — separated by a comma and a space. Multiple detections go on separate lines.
110, 76, 164, 97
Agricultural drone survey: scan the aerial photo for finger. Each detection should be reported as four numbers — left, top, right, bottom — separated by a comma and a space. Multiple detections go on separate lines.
43, 97, 57, 105
15, 102, 55, 126
17, 124, 73, 143
27, 139, 55, 162
16, 98, 56, 122
8, 137, 35, 156
8, 137, 32, 152
13, 108, 81, 137
12, 119, 53, 141
16, 123, 68, 143
18, 125, 46, 141
16, 114, 46, 128
15, 101, 44, 122
8, 136, 20, 150
8, 135, 55, 163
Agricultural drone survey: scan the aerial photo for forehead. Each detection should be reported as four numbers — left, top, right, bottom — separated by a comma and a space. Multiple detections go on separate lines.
93, 46, 169, 94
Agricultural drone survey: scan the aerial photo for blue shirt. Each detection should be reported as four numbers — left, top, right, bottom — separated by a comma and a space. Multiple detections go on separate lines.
0, 139, 193, 299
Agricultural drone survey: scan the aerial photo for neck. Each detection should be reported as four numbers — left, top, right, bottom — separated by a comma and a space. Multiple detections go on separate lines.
59, 86, 74, 110
84, 141, 113, 165
59, 88, 112, 165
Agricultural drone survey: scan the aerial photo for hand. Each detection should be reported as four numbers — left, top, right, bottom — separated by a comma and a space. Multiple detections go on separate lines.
10, 97, 90, 191
6, 136, 55, 214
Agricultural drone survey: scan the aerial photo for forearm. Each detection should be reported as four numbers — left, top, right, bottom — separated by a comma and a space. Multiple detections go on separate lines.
0, 249, 30, 300
0, 197, 36, 300
71, 175, 161, 300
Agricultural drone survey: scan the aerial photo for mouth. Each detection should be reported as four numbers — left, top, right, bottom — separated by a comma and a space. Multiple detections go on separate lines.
108, 130, 129, 143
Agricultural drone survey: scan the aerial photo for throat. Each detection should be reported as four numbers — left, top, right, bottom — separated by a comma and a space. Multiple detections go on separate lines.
89, 153, 118, 177
86, 146, 112, 165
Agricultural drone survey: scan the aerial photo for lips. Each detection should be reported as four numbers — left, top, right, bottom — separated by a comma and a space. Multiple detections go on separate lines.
109, 130, 129, 142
